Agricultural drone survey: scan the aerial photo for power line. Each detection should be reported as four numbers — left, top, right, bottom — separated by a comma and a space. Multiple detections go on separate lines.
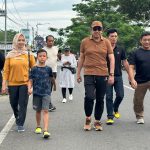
7, 8, 25, 26
7, 16, 24, 27
11, 0, 26, 26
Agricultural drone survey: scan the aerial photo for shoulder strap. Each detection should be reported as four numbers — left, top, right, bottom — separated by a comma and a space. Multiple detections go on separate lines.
28, 49, 30, 69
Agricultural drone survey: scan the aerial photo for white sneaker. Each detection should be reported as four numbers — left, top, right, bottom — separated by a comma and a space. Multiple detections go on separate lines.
137, 118, 144, 124
62, 98, 67, 103
69, 94, 73, 100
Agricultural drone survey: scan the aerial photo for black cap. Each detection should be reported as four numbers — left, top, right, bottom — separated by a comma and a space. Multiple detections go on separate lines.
64, 47, 70, 51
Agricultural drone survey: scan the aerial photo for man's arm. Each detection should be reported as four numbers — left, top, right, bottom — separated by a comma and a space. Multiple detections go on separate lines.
122, 59, 132, 82
77, 52, 85, 83
108, 53, 115, 85
129, 65, 137, 89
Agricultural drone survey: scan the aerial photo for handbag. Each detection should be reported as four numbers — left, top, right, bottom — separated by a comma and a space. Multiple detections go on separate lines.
61, 66, 76, 74
70, 67, 76, 74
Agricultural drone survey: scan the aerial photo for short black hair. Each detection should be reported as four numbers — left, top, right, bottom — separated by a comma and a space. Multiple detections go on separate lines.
58, 50, 62, 53
140, 31, 150, 40
37, 49, 47, 56
64, 47, 70, 51
45, 35, 54, 42
107, 28, 118, 36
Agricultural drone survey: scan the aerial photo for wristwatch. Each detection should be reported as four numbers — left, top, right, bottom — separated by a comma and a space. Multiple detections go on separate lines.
109, 73, 114, 76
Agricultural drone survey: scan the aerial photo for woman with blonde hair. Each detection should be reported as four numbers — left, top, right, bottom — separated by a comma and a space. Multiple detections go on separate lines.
2, 33, 35, 132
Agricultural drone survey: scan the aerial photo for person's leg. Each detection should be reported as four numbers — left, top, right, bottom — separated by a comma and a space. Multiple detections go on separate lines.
36, 110, 41, 127
42, 95, 50, 138
17, 85, 29, 127
62, 88, 66, 98
8, 86, 19, 124
113, 76, 124, 113
43, 110, 49, 131
0, 71, 2, 92
95, 76, 107, 121
33, 95, 42, 134
68, 88, 73, 100
83, 75, 95, 130
84, 75, 95, 117
49, 72, 57, 110
94, 76, 107, 130
62, 88, 67, 103
68, 88, 73, 95
106, 84, 114, 119
133, 83, 147, 119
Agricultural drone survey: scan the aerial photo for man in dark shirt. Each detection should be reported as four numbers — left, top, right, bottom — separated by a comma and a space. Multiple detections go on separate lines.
106, 29, 131, 125
129, 31, 150, 124
0, 51, 5, 92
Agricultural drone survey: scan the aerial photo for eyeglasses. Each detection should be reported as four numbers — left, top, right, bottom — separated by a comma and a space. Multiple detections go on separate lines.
92, 26, 102, 31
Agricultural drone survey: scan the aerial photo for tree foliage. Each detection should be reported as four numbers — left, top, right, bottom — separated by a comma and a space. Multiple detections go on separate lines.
49, 0, 145, 53
116, 0, 150, 26
0, 29, 17, 43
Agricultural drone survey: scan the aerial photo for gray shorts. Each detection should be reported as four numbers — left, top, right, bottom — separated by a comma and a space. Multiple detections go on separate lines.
33, 95, 50, 111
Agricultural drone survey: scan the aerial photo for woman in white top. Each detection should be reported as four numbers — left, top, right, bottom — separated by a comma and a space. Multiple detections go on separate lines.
59, 48, 77, 103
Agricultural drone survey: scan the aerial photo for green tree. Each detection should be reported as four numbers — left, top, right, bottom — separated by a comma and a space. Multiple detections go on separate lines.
116, 0, 150, 27
49, 0, 145, 53
0, 29, 17, 43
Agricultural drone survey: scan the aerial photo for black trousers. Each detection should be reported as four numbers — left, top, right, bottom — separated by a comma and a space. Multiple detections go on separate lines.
61, 88, 73, 98
84, 75, 107, 120
0, 71, 2, 90
8, 85, 29, 126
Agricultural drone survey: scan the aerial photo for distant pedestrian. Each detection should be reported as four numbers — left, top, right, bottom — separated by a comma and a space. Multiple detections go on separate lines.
28, 49, 56, 138
129, 32, 150, 124
77, 21, 114, 131
0, 51, 5, 93
59, 47, 77, 103
43, 35, 58, 111
2, 33, 35, 132
105, 29, 131, 125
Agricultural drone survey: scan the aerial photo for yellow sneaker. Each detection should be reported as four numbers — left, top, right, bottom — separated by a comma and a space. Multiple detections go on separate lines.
43, 131, 50, 139
106, 119, 114, 125
114, 112, 120, 119
35, 127, 42, 134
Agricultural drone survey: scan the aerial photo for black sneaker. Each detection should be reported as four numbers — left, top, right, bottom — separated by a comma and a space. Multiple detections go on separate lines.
17, 126, 25, 132
49, 106, 56, 112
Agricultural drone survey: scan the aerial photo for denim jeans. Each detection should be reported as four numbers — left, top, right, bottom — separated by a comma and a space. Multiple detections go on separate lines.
106, 76, 124, 119
84, 75, 107, 120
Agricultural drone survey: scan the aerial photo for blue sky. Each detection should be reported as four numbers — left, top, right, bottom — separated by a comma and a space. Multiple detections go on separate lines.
0, 0, 81, 36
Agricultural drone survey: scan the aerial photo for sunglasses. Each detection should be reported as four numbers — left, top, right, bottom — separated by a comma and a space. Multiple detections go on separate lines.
92, 26, 102, 31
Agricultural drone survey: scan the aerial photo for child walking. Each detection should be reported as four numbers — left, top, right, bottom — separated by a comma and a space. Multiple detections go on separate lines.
28, 49, 56, 138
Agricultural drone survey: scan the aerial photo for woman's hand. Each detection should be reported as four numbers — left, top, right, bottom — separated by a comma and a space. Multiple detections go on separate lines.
1, 81, 7, 94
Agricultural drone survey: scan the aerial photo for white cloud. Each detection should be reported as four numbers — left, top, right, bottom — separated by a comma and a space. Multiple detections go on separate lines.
1, 0, 82, 37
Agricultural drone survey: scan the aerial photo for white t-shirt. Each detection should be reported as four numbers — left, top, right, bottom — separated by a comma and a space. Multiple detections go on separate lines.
44, 46, 58, 72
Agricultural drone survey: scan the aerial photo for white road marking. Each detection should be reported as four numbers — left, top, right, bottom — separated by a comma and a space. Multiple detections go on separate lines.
124, 84, 134, 91
0, 115, 15, 145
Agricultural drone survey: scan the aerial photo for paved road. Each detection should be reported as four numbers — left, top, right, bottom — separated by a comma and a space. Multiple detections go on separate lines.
0, 71, 150, 150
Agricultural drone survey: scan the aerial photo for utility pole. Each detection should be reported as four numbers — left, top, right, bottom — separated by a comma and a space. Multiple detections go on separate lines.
32, 27, 35, 50
4, 0, 7, 56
